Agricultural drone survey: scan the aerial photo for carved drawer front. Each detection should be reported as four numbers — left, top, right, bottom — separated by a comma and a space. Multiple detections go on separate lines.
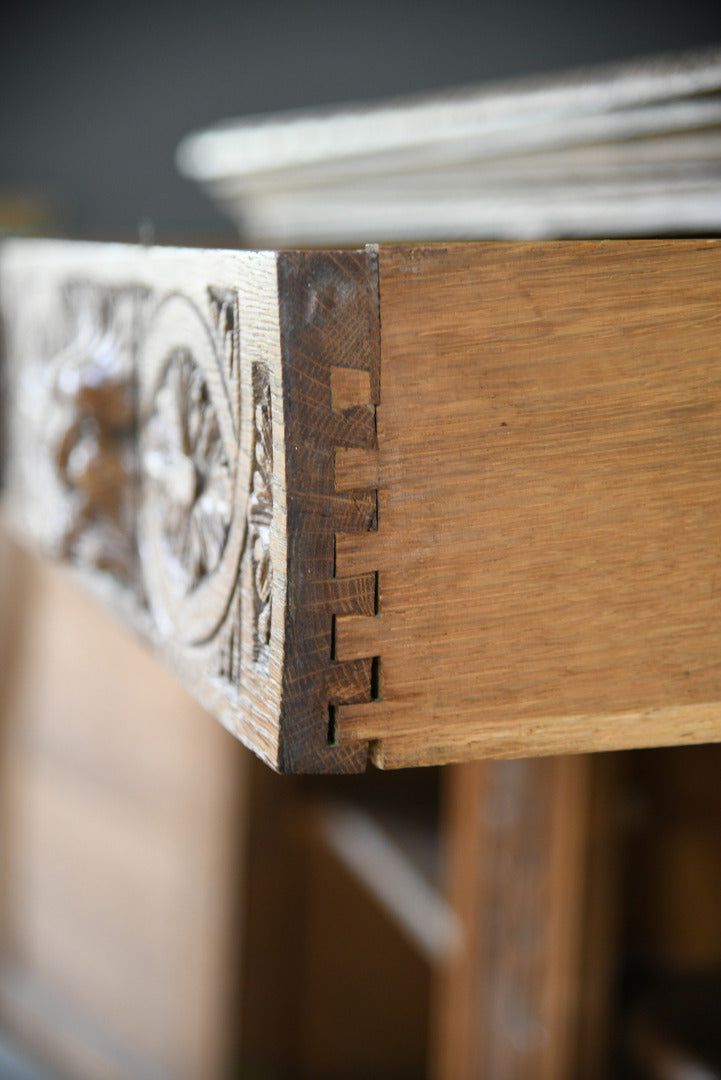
2, 239, 721, 771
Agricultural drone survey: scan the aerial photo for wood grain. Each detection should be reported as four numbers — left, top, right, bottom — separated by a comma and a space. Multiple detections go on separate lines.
336, 240, 721, 766
430, 755, 619, 1080
275, 250, 380, 772
5, 239, 721, 770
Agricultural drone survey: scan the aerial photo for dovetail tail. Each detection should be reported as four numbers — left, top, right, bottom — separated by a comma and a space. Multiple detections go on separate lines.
330, 366, 372, 411
330, 613, 337, 661
334, 446, 380, 492
374, 570, 380, 615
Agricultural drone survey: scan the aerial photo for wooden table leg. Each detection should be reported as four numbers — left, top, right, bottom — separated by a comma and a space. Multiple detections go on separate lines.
431, 755, 620, 1080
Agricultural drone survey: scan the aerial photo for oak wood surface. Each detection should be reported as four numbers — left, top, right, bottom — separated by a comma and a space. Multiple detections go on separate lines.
4, 239, 721, 770
336, 240, 721, 767
431, 755, 620, 1080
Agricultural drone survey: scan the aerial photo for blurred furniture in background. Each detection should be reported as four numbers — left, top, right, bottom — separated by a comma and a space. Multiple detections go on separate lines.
0, 538, 622, 1080
6, 548, 721, 1080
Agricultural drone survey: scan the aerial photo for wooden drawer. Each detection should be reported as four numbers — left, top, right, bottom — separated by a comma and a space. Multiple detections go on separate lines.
2, 238, 720, 772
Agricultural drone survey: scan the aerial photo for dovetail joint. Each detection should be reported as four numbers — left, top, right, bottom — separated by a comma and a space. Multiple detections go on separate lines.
328, 362, 382, 746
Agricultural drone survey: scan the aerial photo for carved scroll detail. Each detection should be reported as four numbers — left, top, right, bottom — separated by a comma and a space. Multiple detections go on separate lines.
249, 363, 273, 669
217, 596, 242, 688
208, 286, 240, 420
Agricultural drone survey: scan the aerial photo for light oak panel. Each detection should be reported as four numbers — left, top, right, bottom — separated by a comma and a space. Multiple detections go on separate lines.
336, 240, 721, 766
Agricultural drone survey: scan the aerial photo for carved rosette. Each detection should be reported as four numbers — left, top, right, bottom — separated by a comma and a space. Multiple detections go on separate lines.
143, 350, 232, 591
138, 291, 250, 647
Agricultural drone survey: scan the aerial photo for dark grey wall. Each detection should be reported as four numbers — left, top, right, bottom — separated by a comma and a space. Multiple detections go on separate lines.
1, 0, 720, 236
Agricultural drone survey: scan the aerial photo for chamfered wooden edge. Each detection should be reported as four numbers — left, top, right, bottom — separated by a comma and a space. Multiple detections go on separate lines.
275, 249, 381, 773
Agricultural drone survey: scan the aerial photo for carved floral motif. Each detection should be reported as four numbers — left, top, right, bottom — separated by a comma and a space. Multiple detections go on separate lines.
143, 349, 233, 592
49, 283, 145, 580
11, 268, 274, 680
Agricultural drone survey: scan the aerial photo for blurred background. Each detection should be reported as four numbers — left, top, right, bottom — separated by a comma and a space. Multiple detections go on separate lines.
1, 0, 721, 237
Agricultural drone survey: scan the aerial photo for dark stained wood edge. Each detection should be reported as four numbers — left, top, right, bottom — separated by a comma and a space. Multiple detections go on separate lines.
276, 248, 381, 773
